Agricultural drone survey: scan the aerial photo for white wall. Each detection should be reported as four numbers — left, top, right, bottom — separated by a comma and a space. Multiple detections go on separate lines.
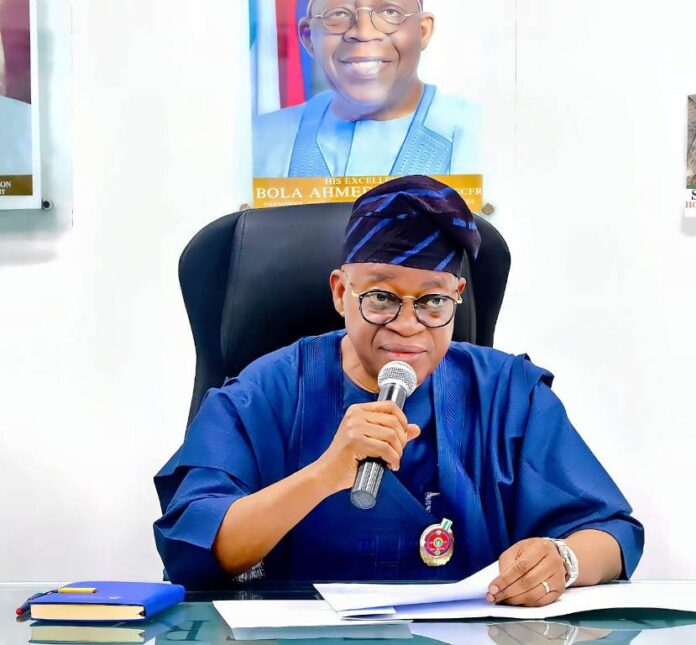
1, 0, 694, 582
0, 0, 247, 582
498, 0, 696, 578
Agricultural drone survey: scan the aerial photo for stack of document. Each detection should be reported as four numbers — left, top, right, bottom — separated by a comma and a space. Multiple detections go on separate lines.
315, 563, 696, 620
316, 562, 496, 617
213, 564, 696, 638
213, 599, 412, 640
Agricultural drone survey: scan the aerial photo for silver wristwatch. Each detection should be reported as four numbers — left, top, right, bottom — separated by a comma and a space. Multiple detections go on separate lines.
545, 538, 579, 587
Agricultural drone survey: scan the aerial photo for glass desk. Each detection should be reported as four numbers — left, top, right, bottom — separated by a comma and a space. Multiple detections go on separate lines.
3, 582, 696, 644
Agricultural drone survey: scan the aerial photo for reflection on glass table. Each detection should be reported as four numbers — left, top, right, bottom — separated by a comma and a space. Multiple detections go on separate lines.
2, 583, 696, 643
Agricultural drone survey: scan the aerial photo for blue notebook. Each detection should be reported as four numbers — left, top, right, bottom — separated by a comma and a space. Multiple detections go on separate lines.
29, 581, 185, 622
30, 610, 186, 643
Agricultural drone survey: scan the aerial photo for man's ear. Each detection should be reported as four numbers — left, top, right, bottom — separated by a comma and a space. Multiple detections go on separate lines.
330, 270, 346, 317
457, 277, 467, 296
419, 13, 435, 51
298, 17, 315, 57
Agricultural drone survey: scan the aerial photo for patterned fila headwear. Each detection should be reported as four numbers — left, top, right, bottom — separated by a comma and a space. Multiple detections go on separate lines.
342, 175, 480, 277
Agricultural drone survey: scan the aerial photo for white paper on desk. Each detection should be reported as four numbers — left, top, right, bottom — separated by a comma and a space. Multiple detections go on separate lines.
232, 623, 413, 641
391, 581, 696, 620
213, 599, 406, 629
315, 561, 498, 615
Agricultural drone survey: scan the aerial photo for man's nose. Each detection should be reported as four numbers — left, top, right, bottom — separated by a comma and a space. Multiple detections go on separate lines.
386, 300, 423, 336
344, 8, 384, 41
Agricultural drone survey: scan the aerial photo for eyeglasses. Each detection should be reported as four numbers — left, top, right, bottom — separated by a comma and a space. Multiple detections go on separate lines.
311, 5, 421, 35
343, 273, 462, 328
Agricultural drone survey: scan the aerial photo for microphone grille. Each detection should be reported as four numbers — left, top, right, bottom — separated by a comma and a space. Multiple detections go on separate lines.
377, 361, 418, 396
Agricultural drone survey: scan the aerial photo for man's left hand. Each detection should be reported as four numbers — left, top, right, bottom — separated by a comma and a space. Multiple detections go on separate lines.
486, 538, 567, 607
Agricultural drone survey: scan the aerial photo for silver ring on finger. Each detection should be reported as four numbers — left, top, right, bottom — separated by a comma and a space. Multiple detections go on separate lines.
541, 579, 551, 594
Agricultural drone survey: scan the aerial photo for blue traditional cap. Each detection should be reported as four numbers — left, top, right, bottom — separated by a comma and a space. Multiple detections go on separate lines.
342, 175, 481, 277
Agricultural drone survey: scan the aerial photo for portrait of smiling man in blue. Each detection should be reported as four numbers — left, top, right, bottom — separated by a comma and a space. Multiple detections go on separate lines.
252, 0, 482, 179
0, 0, 32, 178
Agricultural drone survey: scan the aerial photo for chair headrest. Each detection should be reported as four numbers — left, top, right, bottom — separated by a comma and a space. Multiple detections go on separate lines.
219, 203, 476, 376
179, 202, 509, 424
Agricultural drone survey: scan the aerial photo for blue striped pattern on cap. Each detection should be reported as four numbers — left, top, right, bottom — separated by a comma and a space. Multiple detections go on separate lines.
342, 175, 481, 277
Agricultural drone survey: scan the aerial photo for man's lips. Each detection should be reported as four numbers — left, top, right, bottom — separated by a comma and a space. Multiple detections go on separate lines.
338, 57, 393, 79
339, 56, 393, 63
380, 345, 426, 358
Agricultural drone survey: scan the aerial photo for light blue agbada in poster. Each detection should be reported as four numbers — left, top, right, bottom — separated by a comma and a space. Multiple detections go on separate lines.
0, 95, 32, 175
154, 330, 643, 588
253, 85, 482, 178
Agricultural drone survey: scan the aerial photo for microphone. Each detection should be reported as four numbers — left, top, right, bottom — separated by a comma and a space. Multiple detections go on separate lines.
350, 361, 418, 510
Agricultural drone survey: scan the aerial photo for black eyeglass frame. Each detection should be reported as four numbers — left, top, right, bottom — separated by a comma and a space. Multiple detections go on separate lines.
343, 274, 463, 329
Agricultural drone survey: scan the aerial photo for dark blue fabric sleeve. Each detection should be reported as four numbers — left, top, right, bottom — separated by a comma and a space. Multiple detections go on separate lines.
153, 343, 300, 589
154, 467, 248, 589
512, 380, 644, 578
153, 392, 262, 589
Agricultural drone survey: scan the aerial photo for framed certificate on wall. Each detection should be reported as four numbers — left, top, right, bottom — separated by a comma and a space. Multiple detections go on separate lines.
686, 94, 696, 218
0, 0, 41, 210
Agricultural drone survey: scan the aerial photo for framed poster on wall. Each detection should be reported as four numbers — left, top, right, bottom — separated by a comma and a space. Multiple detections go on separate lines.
686, 94, 696, 218
0, 0, 40, 210
248, 0, 514, 212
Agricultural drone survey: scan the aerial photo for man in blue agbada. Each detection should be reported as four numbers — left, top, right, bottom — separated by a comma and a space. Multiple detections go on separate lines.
0, 94, 32, 175
253, 0, 481, 178
154, 176, 644, 607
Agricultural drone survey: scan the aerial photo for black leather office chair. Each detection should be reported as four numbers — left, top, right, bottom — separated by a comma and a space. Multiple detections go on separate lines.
179, 202, 510, 426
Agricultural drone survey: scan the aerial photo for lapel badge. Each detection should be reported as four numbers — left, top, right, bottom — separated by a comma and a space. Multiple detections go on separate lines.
419, 518, 454, 567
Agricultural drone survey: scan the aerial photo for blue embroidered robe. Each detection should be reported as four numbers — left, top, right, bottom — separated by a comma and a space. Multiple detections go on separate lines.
154, 331, 643, 589
0, 96, 32, 175
252, 85, 482, 178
